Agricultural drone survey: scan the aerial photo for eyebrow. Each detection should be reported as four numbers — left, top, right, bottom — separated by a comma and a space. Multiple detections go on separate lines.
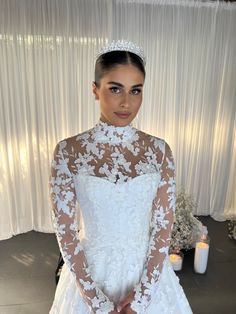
107, 81, 143, 88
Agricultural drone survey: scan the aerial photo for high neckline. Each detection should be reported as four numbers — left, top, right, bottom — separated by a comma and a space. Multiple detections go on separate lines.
93, 120, 137, 143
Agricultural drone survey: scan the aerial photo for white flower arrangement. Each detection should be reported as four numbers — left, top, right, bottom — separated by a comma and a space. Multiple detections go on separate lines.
170, 189, 204, 251
228, 219, 236, 240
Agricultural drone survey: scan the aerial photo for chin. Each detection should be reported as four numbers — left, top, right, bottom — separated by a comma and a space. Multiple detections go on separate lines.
101, 115, 134, 127
114, 119, 132, 127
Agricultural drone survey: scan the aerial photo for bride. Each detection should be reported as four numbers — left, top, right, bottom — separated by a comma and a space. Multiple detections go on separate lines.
49, 40, 193, 314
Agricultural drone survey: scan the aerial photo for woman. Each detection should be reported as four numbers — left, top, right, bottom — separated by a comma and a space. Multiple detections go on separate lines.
49, 40, 192, 314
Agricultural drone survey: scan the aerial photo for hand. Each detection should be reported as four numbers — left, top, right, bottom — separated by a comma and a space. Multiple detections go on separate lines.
109, 307, 128, 314
122, 305, 137, 314
116, 291, 135, 313
109, 310, 126, 314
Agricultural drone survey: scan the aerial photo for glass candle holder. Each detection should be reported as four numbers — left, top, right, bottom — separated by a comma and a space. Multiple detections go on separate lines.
194, 234, 210, 274
169, 250, 184, 271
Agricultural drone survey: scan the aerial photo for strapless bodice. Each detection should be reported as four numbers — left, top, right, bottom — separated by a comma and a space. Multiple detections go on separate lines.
74, 173, 161, 249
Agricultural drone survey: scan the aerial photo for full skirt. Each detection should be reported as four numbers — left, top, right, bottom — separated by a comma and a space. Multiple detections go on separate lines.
49, 258, 193, 314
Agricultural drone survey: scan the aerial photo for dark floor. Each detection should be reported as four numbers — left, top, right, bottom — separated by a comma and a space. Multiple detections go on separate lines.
0, 217, 235, 314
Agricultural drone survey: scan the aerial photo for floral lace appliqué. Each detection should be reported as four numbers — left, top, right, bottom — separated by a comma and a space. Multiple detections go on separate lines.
49, 120, 175, 313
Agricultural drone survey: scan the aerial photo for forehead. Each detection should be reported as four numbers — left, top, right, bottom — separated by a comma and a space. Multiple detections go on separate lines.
101, 64, 144, 85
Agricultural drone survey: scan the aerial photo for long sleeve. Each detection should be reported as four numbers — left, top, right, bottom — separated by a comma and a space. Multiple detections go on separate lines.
131, 142, 176, 313
49, 140, 114, 314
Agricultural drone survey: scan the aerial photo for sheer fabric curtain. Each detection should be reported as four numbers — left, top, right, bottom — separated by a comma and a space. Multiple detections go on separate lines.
0, 0, 235, 240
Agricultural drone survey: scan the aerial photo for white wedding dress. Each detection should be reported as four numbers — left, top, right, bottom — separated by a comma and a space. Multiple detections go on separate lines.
49, 120, 193, 314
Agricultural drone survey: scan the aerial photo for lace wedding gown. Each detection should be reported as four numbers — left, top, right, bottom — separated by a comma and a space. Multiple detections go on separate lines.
49, 120, 192, 314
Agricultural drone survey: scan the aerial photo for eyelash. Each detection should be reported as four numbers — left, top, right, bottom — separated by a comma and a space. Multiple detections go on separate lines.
109, 87, 142, 95
109, 87, 120, 94
131, 88, 142, 95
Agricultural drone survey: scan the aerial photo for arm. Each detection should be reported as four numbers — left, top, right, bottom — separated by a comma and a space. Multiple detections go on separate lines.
49, 140, 114, 314
130, 142, 176, 313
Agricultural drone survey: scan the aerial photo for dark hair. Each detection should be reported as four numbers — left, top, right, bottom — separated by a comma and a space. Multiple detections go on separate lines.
94, 51, 145, 87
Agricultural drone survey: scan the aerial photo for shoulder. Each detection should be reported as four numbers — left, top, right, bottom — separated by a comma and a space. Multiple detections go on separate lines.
55, 127, 94, 154
136, 129, 171, 155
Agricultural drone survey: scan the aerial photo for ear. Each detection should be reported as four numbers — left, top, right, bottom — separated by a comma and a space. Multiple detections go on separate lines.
92, 82, 99, 100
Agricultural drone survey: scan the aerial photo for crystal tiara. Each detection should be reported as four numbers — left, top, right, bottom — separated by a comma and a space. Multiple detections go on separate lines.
96, 40, 146, 65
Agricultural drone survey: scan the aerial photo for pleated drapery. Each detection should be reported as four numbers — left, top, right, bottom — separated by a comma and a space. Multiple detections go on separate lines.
0, 0, 235, 240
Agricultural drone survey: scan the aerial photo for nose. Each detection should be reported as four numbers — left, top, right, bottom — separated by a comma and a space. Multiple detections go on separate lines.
120, 92, 130, 108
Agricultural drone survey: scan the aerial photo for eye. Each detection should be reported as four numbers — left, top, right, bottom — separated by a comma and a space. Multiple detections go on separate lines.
130, 88, 142, 95
109, 87, 121, 94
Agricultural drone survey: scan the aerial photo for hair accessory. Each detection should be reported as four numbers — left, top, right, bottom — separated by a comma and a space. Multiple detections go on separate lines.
96, 40, 146, 65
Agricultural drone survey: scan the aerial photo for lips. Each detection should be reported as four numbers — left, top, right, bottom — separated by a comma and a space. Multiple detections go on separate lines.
114, 112, 131, 118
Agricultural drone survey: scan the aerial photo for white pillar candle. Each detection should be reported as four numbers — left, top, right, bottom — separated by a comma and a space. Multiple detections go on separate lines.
194, 242, 209, 274
169, 253, 183, 271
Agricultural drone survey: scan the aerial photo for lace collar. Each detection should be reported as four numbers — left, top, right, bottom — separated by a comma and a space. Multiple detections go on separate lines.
93, 120, 137, 144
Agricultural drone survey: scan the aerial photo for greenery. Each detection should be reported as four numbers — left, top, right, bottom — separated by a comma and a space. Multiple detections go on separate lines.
170, 189, 204, 250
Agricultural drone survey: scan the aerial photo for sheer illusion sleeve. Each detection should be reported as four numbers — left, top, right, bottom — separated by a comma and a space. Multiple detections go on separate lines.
49, 140, 114, 314
131, 142, 176, 313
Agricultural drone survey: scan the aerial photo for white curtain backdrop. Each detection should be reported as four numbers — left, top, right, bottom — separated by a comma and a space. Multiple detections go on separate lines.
0, 0, 235, 240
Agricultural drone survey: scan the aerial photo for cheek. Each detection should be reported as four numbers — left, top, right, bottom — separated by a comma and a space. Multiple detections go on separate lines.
101, 91, 118, 107
133, 95, 142, 109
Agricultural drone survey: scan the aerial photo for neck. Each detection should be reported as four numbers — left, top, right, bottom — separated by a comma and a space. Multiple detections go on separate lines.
93, 119, 136, 143
99, 116, 131, 128
99, 119, 131, 128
